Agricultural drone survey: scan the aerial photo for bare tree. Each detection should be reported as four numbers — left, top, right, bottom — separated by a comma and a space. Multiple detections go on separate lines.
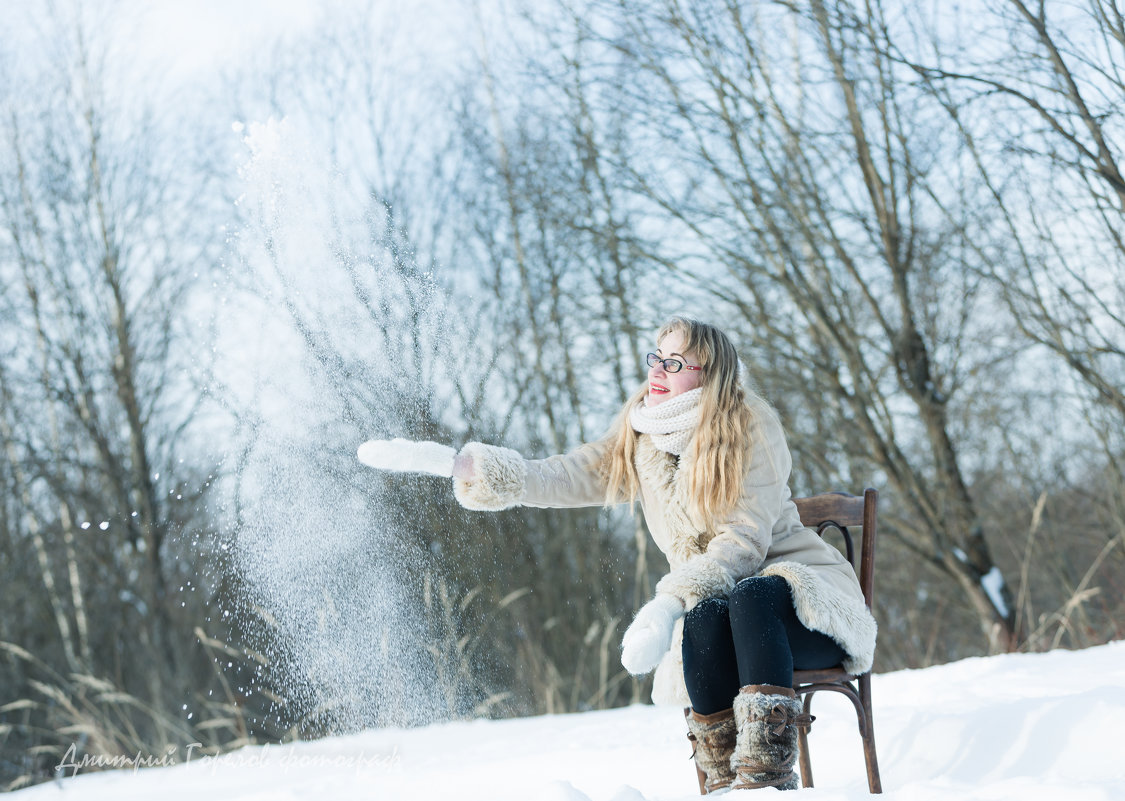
902, 0, 1124, 451
894, 0, 1125, 654
0, 4, 239, 786
443, 7, 674, 707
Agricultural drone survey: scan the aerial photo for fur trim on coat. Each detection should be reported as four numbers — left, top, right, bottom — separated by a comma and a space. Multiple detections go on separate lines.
453, 442, 526, 511
759, 561, 877, 675
655, 555, 736, 609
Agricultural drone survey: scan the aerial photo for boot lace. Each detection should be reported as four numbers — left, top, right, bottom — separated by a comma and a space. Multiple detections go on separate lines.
763, 702, 815, 741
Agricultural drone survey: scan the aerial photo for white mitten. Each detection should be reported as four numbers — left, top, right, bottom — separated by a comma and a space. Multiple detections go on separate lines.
357, 439, 456, 477
621, 593, 685, 675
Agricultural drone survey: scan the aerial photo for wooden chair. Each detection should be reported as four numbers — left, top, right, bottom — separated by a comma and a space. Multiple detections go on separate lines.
791, 488, 882, 793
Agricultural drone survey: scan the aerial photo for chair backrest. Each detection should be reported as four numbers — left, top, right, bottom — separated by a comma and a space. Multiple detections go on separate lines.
792, 489, 878, 611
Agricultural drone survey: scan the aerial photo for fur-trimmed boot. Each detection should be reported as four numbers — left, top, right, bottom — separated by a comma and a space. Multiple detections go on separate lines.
730, 684, 812, 791
685, 707, 736, 793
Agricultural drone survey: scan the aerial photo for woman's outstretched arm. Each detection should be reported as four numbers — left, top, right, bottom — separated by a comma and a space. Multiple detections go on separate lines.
452, 439, 616, 511
358, 436, 617, 512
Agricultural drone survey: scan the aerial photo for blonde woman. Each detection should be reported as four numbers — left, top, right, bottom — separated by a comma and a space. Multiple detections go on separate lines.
358, 317, 876, 792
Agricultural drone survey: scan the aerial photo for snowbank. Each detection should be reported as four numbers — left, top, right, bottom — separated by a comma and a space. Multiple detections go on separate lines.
16, 641, 1125, 800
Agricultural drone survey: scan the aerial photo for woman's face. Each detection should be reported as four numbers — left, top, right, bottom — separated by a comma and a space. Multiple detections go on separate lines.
647, 329, 704, 406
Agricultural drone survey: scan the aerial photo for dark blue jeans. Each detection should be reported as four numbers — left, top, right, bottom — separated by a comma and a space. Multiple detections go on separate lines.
682, 575, 845, 714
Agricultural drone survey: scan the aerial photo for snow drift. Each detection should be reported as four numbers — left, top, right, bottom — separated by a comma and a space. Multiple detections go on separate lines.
15, 640, 1125, 800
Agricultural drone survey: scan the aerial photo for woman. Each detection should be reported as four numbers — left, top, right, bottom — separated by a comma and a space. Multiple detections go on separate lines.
358, 317, 876, 792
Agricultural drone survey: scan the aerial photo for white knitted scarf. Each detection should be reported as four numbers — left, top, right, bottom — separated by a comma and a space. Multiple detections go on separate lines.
629, 387, 703, 455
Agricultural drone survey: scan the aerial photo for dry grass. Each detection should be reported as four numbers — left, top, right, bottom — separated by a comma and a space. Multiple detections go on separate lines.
0, 630, 275, 790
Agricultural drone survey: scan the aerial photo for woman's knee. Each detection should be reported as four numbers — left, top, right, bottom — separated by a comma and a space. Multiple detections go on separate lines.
728, 575, 792, 618
683, 596, 730, 639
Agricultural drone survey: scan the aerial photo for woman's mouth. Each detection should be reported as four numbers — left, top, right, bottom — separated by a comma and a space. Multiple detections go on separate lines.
650, 382, 670, 394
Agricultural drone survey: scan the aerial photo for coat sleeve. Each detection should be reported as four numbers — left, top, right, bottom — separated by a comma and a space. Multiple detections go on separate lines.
655, 404, 791, 609
453, 438, 617, 511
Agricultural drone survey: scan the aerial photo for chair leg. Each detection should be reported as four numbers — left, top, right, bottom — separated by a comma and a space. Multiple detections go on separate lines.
858, 673, 882, 793
796, 729, 813, 788
797, 693, 814, 788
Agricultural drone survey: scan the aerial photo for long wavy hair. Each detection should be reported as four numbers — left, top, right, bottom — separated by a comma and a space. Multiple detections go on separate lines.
602, 316, 758, 525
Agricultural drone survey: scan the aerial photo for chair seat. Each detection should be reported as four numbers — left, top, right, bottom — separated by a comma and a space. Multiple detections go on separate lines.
793, 666, 857, 684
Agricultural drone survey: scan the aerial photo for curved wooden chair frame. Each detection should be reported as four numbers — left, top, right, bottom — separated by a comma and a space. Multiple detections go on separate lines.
791, 488, 882, 793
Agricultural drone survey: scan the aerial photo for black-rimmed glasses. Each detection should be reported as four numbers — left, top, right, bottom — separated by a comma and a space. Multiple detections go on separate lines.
646, 353, 703, 373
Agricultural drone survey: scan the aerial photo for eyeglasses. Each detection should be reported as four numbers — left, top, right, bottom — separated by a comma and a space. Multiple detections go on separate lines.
646, 353, 703, 373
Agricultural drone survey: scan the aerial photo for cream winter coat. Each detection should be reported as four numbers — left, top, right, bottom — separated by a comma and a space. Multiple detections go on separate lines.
452, 398, 877, 706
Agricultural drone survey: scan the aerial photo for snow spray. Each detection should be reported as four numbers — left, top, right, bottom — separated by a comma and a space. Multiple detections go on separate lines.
214, 117, 457, 734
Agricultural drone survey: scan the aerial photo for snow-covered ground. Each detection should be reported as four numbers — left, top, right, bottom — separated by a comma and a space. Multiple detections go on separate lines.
16, 641, 1125, 800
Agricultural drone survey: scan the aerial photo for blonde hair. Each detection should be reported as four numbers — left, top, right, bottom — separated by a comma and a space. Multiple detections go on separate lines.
602, 316, 758, 525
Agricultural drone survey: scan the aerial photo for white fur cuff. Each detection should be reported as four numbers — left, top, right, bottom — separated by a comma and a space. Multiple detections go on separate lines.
453, 442, 527, 511
655, 555, 736, 610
